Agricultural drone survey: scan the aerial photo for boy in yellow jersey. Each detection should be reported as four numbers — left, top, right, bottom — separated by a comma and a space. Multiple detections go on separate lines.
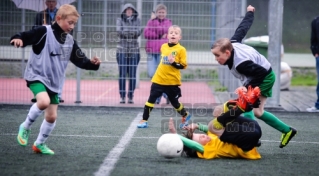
168, 86, 262, 159
137, 25, 191, 128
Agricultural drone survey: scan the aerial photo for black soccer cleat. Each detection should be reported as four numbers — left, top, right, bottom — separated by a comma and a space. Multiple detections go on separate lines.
279, 127, 297, 148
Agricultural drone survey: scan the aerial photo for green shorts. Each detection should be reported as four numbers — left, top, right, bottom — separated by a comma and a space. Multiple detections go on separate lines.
29, 82, 59, 104
259, 70, 275, 97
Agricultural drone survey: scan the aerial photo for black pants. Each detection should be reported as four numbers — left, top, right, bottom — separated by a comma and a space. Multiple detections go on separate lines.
219, 116, 262, 152
142, 83, 187, 121
147, 83, 181, 108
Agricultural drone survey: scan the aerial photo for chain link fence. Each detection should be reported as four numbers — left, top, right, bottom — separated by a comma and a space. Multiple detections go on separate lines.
0, 0, 244, 106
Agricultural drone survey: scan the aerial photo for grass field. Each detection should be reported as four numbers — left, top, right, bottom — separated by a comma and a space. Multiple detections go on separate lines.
0, 105, 318, 176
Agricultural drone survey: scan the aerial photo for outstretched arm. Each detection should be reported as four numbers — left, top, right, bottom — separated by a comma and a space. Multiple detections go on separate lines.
178, 135, 204, 153
184, 123, 208, 133
230, 5, 255, 43
168, 118, 204, 153
70, 41, 100, 70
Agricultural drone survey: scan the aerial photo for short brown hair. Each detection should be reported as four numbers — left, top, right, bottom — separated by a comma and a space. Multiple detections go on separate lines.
211, 38, 233, 52
155, 4, 167, 12
56, 4, 80, 20
182, 131, 198, 158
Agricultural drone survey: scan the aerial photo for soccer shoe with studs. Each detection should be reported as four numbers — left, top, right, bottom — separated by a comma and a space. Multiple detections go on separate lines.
245, 86, 261, 105
235, 88, 251, 112
32, 142, 54, 155
279, 127, 297, 148
179, 112, 192, 129
137, 120, 148, 128
17, 123, 31, 146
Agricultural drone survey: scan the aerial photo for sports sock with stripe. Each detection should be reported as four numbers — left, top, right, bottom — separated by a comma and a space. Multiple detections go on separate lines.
23, 103, 43, 130
142, 102, 154, 121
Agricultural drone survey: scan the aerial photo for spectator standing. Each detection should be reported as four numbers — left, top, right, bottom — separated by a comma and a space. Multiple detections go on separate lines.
116, 3, 142, 104
308, 15, 319, 112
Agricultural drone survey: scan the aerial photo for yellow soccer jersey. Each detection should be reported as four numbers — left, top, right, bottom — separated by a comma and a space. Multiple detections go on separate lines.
151, 43, 187, 85
196, 132, 261, 160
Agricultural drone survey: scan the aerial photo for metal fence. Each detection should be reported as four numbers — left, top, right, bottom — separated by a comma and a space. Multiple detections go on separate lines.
0, 0, 244, 107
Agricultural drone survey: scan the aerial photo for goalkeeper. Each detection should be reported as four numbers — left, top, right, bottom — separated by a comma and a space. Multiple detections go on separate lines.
169, 87, 262, 159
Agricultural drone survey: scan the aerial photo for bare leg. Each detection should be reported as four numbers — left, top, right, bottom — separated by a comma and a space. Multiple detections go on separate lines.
168, 118, 177, 134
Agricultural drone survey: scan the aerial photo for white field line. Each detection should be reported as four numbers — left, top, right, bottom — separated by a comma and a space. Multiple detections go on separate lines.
94, 112, 142, 176
1, 133, 319, 144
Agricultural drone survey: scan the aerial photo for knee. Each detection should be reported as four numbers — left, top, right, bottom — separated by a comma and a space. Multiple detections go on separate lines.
45, 114, 57, 123
36, 98, 50, 110
45, 108, 57, 123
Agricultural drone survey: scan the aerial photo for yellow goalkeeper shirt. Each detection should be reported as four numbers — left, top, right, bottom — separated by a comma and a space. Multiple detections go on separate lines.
151, 43, 187, 86
196, 131, 261, 160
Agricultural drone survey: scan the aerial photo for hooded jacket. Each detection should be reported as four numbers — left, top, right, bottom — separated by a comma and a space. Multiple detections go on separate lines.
116, 3, 142, 53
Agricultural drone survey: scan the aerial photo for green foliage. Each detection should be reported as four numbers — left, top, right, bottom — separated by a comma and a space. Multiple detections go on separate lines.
207, 80, 228, 92
291, 68, 318, 86
291, 68, 317, 86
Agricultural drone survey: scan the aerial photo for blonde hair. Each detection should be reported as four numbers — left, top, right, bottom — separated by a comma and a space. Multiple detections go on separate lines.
168, 25, 182, 35
56, 4, 80, 20
155, 4, 167, 12
211, 38, 233, 52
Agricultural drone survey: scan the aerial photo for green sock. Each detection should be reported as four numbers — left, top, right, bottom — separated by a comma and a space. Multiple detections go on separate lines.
243, 111, 255, 120
259, 111, 290, 133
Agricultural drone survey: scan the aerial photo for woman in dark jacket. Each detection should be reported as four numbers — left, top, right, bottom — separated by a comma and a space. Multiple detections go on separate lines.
116, 3, 142, 104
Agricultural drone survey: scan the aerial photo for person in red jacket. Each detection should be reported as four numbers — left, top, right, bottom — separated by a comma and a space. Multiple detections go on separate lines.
144, 4, 172, 104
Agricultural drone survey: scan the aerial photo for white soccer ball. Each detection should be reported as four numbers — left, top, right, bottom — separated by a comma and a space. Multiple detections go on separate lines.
157, 133, 183, 159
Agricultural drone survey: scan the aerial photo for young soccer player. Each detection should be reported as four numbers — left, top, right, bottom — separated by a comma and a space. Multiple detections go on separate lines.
10, 4, 101, 155
137, 25, 191, 128
168, 96, 262, 160
210, 5, 297, 148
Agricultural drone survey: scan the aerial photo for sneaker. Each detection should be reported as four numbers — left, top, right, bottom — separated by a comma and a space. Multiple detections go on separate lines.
137, 120, 148, 128
179, 112, 192, 129
236, 89, 250, 111
279, 127, 297, 148
32, 142, 54, 155
120, 97, 125, 104
17, 123, 30, 146
306, 107, 319, 112
245, 86, 261, 104
236, 86, 261, 111
128, 98, 134, 104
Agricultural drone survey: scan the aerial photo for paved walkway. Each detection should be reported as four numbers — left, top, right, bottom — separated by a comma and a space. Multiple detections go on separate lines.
0, 78, 317, 112
0, 78, 216, 108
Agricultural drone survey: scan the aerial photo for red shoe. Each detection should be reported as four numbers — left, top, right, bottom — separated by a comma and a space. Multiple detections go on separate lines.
246, 86, 261, 104
236, 88, 250, 111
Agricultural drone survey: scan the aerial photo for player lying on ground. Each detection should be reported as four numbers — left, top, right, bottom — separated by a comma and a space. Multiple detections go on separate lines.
168, 88, 262, 159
